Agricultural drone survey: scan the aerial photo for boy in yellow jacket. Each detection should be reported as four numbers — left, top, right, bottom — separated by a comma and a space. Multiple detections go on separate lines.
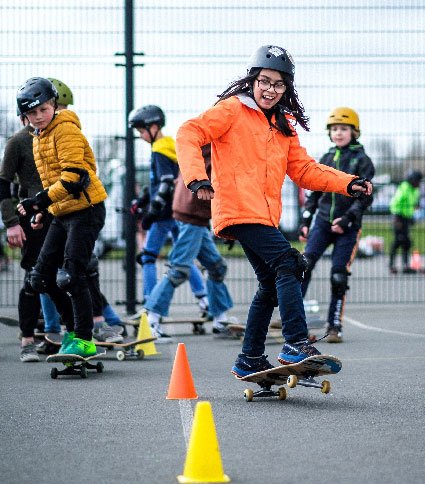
16, 77, 107, 357
176, 45, 372, 376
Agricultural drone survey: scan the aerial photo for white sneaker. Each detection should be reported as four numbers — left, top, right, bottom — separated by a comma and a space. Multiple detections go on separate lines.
20, 343, 40, 362
150, 325, 173, 344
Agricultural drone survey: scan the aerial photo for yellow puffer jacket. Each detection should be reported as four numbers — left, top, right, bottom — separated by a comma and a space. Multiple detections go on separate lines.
32, 110, 107, 216
176, 94, 356, 237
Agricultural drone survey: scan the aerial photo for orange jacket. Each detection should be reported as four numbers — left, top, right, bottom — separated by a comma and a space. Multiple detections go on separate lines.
176, 94, 356, 237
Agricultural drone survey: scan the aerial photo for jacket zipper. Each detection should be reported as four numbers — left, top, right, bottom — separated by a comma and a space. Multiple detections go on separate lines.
329, 148, 341, 222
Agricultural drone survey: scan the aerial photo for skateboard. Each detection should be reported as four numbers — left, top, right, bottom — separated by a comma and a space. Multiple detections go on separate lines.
126, 315, 209, 335
45, 333, 156, 361
238, 355, 342, 402
0, 316, 19, 327
46, 351, 106, 379
218, 323, 245, 339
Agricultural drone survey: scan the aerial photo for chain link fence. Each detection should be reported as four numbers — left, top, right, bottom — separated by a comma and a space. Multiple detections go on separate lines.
1, 0, 424, 310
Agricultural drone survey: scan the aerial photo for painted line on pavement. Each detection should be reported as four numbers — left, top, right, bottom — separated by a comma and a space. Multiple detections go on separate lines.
179, 399, 193, 448
345, 316, 425, 338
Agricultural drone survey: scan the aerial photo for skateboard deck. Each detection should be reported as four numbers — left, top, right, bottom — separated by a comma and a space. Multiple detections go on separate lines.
239, 355, 342, 401
45, 333, 156, 361
47, 350, 106, 379
0, 316, 19, 327
126, 315, 208, 335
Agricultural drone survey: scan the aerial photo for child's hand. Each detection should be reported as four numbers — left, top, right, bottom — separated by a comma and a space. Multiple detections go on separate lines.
196, 188, 214, 200
298, 226, 309, 242
347, 178, 373, 197
6, 224, 26, 248
30, 212, 45, 230
331, 218, 345, 234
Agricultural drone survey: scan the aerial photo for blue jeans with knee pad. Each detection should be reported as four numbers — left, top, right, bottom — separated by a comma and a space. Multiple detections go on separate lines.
222, 224, 308, 357
141, 219, 206, 301
144, 221, 233, 317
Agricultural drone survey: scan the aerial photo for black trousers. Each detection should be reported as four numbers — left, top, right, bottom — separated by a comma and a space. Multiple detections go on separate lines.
34, 203, 105, 340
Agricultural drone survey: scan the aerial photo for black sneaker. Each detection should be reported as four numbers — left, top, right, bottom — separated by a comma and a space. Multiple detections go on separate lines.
278, 340, 321, 365
231, 353, 274, 378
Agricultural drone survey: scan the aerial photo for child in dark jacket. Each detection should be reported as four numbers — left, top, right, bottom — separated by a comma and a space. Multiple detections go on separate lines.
299, 107, 375, 343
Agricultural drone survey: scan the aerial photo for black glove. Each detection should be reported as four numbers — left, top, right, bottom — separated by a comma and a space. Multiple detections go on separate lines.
21, 190, 52, 215
347, 178, 370, 198
30, 210, 48, 225
141, 199, 163, 230
188, 180, 214, 194
135, 252, 143, 266
130, 187, 150, 218
334, 215, 353, 231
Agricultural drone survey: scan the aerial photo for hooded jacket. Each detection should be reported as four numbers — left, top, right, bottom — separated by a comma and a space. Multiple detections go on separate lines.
176, 94, 356, 237
303, 143, 375, 228
32, 110, 107, 216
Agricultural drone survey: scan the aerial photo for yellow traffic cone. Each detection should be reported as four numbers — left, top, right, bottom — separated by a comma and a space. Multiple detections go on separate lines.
135, 312, 160, 356
177, 401, 230, 483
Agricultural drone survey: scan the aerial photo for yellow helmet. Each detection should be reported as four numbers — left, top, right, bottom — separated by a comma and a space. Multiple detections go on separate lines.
48, 78, 73, 106
326, 107, 360, 131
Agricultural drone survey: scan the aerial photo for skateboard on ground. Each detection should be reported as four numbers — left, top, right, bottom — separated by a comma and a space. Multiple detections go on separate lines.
45, 333, 156, 361
238, 355, 342, 402
220, 323, 246, 339
46, 350, 106, 379
0, 316, 19, 327
126, 315, 209, 335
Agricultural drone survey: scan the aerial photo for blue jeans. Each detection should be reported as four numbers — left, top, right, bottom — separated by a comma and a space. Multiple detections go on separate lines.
223, 224, 307, 356
141, 219, 205, 300
145, 221, 233, 317
40, 293, 61, 333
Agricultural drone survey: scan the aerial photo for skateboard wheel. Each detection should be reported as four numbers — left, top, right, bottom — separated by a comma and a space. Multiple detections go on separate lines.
116, 350, 126, 361
136, 349, 145, 360
80, 367, 88, 379
244, 389, 254, 402
50, 368, 58, 379
278, 387, 287, 400
96, 362, 104, 373
321, 380, 331, 394
287, 375, 298, 388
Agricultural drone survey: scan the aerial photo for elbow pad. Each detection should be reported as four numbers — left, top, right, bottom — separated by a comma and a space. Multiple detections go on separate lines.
60, 168, 90, 199
153, 174, 174, 207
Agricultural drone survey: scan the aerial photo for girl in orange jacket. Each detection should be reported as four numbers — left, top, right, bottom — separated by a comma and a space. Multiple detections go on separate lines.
176, 45, 372, 376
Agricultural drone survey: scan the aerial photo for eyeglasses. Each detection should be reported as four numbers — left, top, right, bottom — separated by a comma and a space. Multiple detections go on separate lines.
256, 78, 286, 93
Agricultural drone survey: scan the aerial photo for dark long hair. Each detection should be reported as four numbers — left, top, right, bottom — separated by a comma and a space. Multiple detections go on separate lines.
216, 68, 310, 136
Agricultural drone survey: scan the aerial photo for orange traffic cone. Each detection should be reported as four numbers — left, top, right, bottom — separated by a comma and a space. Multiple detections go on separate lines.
177, 401, 230, 483
166, 343, 198, 400
410, 250, 423, 271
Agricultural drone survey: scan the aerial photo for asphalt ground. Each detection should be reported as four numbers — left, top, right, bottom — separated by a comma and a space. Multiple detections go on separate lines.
1, 302, 424, 484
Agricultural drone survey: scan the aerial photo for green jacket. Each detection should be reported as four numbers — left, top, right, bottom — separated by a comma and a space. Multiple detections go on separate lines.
390, 181, 420, 219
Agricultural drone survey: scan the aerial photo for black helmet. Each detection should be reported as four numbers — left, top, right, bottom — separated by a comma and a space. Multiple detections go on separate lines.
16, 77, 58, 114
406, 170, 423, 185
247, 45, 295, 79
128, 105, 166, 129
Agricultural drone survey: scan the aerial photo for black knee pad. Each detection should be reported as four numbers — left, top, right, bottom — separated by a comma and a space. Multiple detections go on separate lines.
29, 268, 51, 293
331, 268, 350, 298
56, 268, 86, 296
276, 248, 308, 282
302, 253, 317, 276
140, 249, 158, 266
23, 270, 37, 296
166, 266, 190, 288
207, 258, 227, 282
